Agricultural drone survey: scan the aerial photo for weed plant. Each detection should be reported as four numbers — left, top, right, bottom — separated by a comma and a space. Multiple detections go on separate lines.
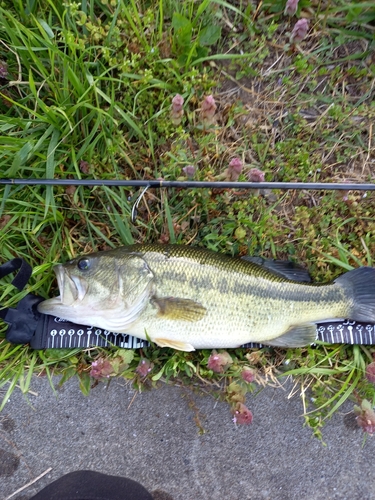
0, 0, 375, 437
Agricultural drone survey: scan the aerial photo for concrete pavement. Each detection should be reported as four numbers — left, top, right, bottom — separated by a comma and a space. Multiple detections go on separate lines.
1, 376, 374, 500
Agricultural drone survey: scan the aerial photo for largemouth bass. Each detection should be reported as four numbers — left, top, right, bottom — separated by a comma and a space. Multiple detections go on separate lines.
37, 244, 375, 351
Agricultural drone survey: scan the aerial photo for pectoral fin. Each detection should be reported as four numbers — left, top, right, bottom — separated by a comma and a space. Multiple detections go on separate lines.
151, 297, 206, 322
154, 338, 195, 352
266, 323, 317, 347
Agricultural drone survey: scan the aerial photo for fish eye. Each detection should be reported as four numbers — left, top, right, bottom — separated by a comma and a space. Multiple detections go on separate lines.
77, 258, 90, 271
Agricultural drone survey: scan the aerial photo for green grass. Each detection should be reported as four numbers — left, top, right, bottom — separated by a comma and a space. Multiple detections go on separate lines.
1, 0, 375, 437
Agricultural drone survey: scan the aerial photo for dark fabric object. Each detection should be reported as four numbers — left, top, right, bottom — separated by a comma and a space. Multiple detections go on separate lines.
3, 293, 44, 344
29, 470, 154, 500
0, 257, 41, 344
0, 257, 32, 290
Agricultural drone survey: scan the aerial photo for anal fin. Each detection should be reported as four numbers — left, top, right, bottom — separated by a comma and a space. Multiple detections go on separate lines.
154, 337, 195, 352
266, 323, 317, 348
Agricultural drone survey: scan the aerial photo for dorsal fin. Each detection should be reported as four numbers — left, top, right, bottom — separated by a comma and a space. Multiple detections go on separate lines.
241, 256, 311, 283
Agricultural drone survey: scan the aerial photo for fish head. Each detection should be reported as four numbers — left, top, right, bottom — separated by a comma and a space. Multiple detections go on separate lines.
37, 251, 154, 330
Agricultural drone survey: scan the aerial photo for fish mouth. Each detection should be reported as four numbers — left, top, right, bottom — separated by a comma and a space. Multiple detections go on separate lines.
54, 265, 88, 304
37, 265, 88, 315
52, 264, 77, 305
53, 265, 65, 303
69, 274, 88, 301
36, 267, 64, 315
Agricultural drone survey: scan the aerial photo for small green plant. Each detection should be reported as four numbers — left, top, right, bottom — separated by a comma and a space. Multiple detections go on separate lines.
171, 8, 222, 67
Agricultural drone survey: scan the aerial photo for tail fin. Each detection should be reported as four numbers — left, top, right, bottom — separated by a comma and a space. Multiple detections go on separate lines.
335, 267, 375, 323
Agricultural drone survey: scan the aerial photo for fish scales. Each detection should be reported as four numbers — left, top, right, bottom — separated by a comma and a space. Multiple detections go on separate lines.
130, 247, 348, 347
37, 244, 375, 351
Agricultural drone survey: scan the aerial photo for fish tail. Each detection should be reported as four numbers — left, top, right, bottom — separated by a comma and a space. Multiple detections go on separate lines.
335, 267, 375, 323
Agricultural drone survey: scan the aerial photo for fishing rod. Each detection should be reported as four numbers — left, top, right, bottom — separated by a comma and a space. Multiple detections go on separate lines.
0, 178, 375, 190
